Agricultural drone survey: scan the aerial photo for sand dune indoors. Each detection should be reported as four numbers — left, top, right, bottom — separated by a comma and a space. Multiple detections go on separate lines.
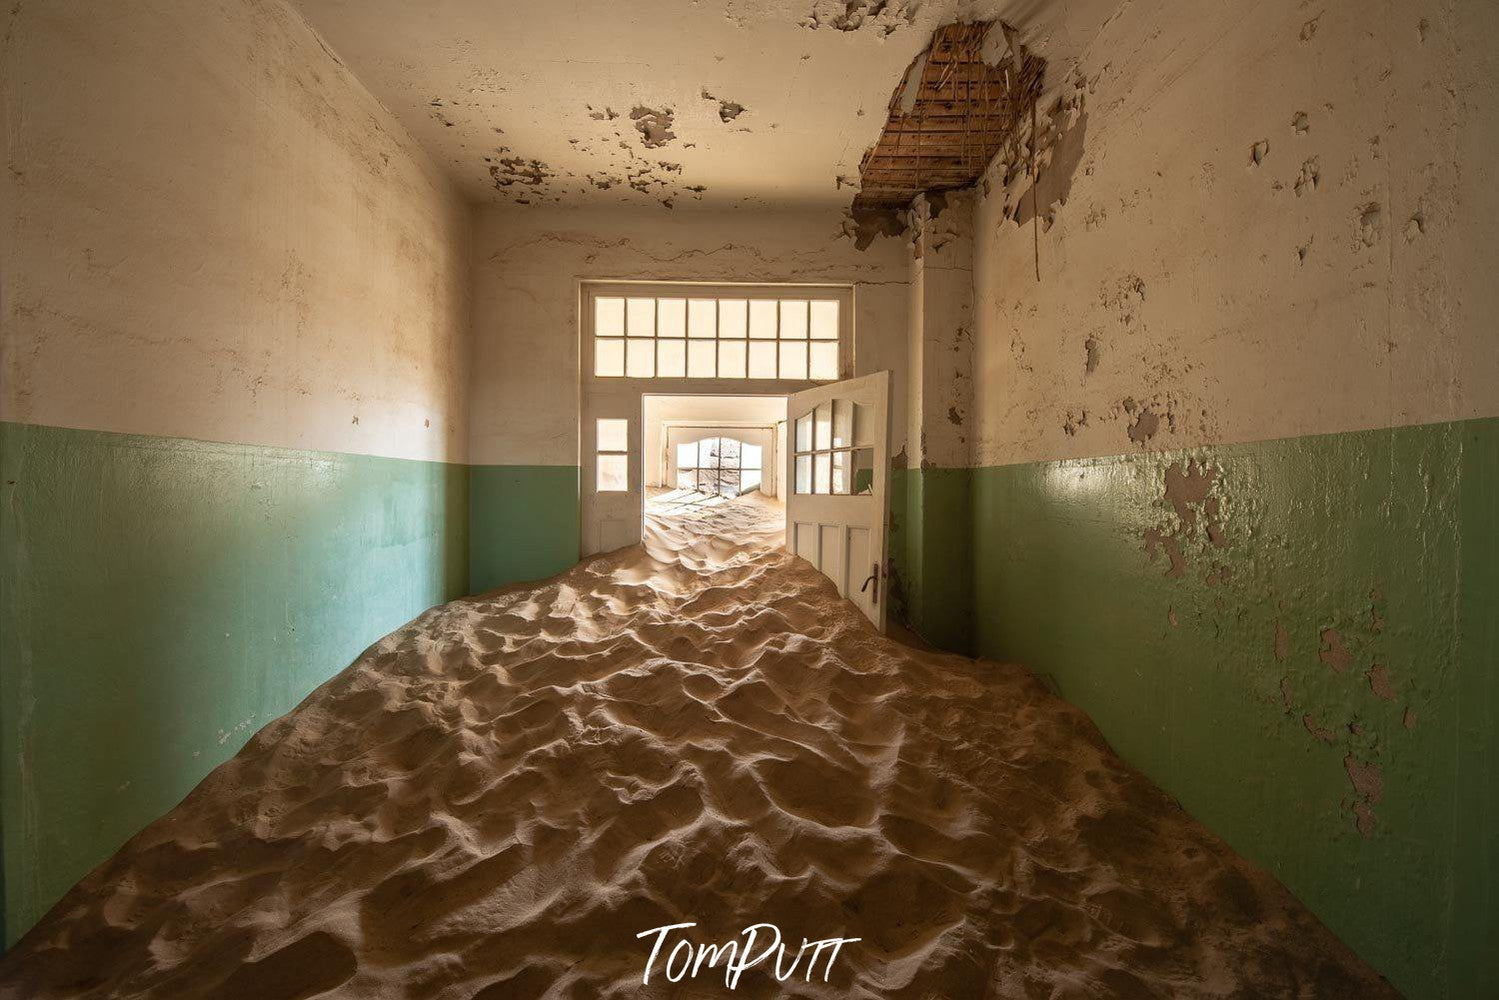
0, 493, 1396, 999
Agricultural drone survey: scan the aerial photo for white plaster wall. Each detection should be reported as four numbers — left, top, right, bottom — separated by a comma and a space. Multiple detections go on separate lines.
970, 0, 1499, 468
0, 0, 471, 464
907, 190, 976, 469
468, 206, 909, 467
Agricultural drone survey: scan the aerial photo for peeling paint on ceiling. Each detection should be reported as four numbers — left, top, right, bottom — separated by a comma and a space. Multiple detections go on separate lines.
288, 0, 1119, 210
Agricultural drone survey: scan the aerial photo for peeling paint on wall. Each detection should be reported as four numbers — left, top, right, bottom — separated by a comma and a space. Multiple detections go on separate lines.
629, 106, 677, 148
800, 0, 916, 37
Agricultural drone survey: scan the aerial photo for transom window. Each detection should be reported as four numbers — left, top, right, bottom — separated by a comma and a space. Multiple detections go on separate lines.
586, 283, 848, 382
677, 437, 763, 497
793, 399, 875, 495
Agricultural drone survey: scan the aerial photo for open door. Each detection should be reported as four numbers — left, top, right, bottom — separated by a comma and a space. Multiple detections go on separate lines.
785, 371, 891, 631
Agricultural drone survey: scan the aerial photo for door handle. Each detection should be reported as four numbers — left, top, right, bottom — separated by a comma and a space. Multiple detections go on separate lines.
859, 561, 879, 604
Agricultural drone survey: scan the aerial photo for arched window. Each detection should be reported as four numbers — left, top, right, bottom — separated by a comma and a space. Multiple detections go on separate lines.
675, 437, 763, 497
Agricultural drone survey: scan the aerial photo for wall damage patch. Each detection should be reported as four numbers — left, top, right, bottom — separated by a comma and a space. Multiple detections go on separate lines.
1318, 628, 1352, 674
801, 0, 916, 36
630, 107, 677, 148
850, 21, 1045, 218
701, 90, 746, 122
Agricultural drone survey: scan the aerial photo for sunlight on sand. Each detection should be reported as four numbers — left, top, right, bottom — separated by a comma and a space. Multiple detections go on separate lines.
0, 493, 1396, 998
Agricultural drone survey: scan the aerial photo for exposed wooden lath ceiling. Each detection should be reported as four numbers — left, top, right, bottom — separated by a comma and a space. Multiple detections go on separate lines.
853, 21, 1045, 213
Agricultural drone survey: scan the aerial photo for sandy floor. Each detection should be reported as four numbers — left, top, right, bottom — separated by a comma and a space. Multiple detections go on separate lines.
0, 494, 1397, 998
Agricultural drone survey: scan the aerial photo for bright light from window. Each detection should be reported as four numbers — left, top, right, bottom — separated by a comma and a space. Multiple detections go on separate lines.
597, 455, 628, 492
676, 435, 764, 498
597, 418, 627, 452
590, 288, 844, 382
596, 417, 629, 492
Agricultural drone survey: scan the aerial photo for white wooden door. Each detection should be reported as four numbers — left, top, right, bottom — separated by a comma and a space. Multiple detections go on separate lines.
785, 371, 891, 631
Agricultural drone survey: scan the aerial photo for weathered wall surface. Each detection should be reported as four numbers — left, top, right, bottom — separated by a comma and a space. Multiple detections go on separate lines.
0, 0, 472, 944
892, 192, 976, 650
973, 0, 1496, 464
964, 0, 1498, 996
468, 205, 908, 586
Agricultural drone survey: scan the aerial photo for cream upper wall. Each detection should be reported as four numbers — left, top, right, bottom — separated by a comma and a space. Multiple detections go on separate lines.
0, 0, 471, 464
468, 206, 908, 467
970, 0, 1499, 468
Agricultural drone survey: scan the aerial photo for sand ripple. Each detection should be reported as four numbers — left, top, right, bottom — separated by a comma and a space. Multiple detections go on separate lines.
0, 494, 1397, 998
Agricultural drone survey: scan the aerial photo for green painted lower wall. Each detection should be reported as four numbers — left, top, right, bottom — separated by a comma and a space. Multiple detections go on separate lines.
970, 417, 1497, 1000
889, 466, 974, 652
467, 465, 580, 593
0, 421, 469, 948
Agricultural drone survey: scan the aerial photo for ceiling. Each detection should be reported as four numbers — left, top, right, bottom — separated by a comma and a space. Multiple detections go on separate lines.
290, 0, 1116, 211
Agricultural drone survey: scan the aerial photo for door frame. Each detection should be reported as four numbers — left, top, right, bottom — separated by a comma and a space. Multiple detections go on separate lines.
578, 280, 854, 557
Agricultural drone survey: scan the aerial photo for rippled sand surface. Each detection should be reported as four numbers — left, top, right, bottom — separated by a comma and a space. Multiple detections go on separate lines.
0, 492, 1397, 998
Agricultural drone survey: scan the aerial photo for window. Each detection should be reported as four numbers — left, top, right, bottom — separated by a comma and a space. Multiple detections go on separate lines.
793, 400, 875, 495
676, 437, 763, 497
589, 284, 846, 382
596, 418, 628, 492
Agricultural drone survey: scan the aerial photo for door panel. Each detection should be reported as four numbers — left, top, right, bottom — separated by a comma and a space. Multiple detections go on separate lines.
785, 371, 891, 631
819, 523, 845, 597
847, 527, 872, 621
794, 521, 818, 563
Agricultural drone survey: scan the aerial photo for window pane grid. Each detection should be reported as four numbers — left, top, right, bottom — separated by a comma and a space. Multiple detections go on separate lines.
593, 290, 842, 381
596, 417, 629, 493
792, 407, 873, 496
677, 435, 763, 497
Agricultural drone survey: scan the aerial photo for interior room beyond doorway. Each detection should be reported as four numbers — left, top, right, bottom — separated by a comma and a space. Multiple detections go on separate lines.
641, 393, 788, 531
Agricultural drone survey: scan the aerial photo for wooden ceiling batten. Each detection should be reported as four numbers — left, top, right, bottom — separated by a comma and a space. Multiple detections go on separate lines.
852, 21, 1044, 213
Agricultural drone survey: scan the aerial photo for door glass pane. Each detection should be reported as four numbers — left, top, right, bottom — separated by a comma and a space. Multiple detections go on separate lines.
851, 448, 876, 495
719, 299, 748, 338
688, 298, 716, 338
597, 418, 627, 452
810, 300, 839, 339
809, 341, 838, 381
676, 441, 698, 468
626, 338, 655, 378
779, 300, 808, 339
596, 297, 625, 337
779, 341, 808, 380
595, 338, 624, 377
795, 454, 812, 494
657, 298, 686, 338
853, 402, 871, 446
718, 340, 747, 379
814, 402, 832, 450
687, 340, 716, 377
597, 454, 628, 492
749, 299, 778, 339
626, 297, 655, 336
657, 339, 686, 377
748, 341, 777, 378
813, 452, 832, 494
831, 399, 852, 448
831, 449, 852, 495
795, 413, 812, 452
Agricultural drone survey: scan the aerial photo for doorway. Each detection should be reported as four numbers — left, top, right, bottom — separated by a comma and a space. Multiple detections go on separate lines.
640, 393, 788, 538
